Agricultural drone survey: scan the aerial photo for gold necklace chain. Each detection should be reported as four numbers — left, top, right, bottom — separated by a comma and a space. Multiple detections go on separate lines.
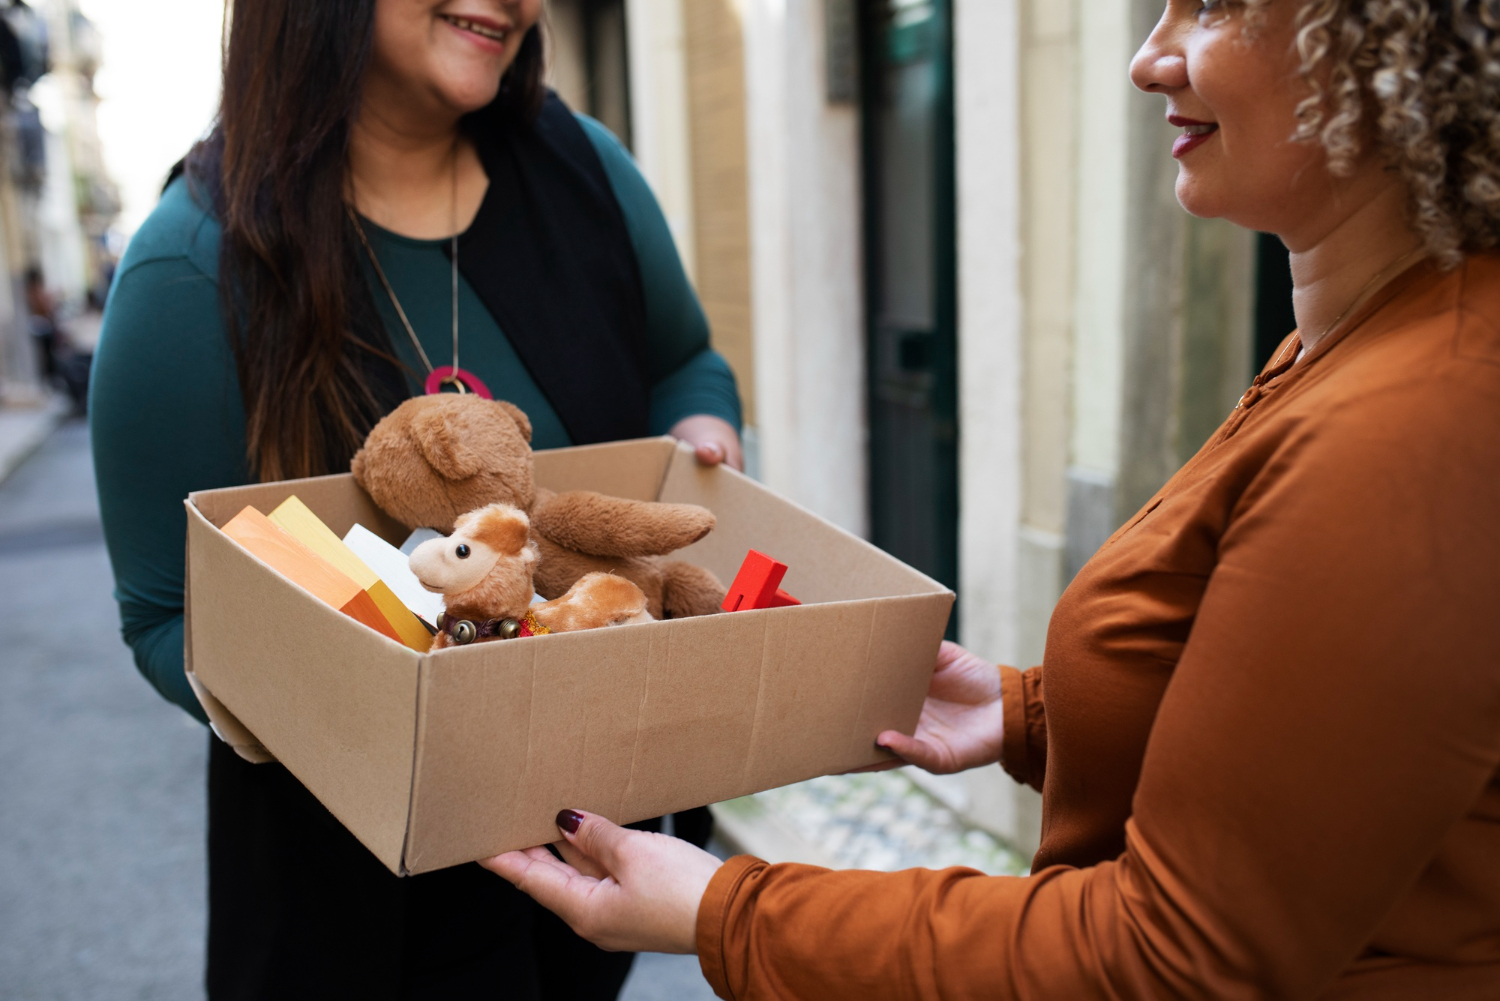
347, 145, 464, 391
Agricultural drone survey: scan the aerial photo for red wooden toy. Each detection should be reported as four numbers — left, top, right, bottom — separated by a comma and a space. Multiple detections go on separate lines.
721, 550, 801, 612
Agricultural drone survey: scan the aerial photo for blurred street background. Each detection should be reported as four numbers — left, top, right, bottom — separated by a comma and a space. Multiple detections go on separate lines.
0, 0, 1299, 996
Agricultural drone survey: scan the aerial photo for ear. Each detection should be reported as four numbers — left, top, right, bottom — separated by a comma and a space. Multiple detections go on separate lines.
449, 507, 481, 536
493, 400, 533, 444
411, 405, 484, 479
468, 504, 531, 556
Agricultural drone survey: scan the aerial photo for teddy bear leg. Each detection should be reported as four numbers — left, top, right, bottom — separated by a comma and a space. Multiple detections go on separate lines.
659, 560, 727, 619
533, 536, 667, 619
532, 536, 616, 598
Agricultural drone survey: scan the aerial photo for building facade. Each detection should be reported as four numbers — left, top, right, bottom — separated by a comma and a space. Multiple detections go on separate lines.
0, 0, 116, 404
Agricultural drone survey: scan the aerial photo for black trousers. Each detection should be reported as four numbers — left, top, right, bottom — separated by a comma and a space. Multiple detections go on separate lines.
206, 737, 701, 1000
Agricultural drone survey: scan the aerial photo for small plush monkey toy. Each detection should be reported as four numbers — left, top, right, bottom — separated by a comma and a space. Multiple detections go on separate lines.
409, 503, 652, 650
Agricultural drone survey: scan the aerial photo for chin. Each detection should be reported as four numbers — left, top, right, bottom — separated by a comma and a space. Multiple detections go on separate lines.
1173, 172, 1232, 221
439, 75, 505, 116
1176, 171, 1297, 233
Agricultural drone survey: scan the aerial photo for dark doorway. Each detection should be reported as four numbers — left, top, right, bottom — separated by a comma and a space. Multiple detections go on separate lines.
859, 0, 960, 620
1254, 232, 1296, 371
569, 0, 632, 148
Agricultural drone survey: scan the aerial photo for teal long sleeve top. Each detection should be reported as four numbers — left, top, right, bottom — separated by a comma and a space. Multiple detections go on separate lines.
90, 116, 742, 724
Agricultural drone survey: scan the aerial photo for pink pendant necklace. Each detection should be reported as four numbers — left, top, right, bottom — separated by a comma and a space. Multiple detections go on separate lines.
348, 144, 492, 399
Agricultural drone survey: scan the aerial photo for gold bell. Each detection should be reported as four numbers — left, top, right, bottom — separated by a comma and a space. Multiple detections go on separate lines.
452, 619, 478, 645
498, 618, 522, 640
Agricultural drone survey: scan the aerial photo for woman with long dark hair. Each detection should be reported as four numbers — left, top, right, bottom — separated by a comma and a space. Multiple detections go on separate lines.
89, 1, 741, 997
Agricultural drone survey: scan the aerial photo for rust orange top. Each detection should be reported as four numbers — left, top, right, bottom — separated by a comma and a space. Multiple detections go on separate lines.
697, 255, 1500, 999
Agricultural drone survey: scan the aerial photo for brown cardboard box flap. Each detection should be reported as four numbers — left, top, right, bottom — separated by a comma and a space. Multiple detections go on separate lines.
183, 499, 273, 763
185, 498, 422, 872
185, 668, 274, 765
186, 439, 953, 875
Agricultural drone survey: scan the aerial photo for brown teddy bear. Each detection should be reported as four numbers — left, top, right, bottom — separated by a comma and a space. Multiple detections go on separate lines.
409, 503, 651, 650
351, 394, 725, 619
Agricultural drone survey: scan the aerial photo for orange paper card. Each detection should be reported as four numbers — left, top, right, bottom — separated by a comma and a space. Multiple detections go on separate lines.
222, 506, 402, 644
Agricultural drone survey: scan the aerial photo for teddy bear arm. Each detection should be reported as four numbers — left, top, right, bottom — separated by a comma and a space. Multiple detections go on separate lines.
532, 491, 715, 559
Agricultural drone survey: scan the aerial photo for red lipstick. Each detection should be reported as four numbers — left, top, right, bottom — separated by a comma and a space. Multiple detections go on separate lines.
1168, 114, 1219, 159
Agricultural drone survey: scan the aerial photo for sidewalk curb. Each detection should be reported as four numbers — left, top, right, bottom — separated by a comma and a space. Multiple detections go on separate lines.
0, 398, 68, 487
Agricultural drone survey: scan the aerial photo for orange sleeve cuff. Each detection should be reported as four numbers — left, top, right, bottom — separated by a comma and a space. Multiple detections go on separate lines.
696, 854, 766, 999
1000, 664, 1044, 789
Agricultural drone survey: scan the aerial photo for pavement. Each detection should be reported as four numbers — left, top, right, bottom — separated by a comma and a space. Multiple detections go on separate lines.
0, 395, 68, 485
716, 771, 1027, 876
0, 421, 715, 1001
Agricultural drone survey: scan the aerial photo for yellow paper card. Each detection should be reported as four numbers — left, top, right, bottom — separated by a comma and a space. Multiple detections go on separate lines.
270, 496, 433, 652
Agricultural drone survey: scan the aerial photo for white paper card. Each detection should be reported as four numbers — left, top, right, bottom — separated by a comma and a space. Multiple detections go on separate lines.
400, 527, 443, 556
344, 524, 446, 627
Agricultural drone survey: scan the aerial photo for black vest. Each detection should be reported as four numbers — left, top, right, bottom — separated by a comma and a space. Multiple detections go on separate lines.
444, 93, 652, 445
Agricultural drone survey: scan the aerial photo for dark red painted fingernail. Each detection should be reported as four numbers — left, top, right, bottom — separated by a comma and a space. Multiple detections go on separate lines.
556, 809, 584, 834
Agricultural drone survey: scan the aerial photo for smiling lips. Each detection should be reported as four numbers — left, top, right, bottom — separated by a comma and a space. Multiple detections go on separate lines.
1169, 114, 1219, 159
439, 13, 510, 45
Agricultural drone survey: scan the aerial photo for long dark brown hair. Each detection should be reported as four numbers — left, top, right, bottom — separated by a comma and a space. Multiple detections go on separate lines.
185, 1, 546, 481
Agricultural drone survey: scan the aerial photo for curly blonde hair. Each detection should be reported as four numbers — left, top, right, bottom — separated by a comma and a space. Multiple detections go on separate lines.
1266, 0, 1500, 266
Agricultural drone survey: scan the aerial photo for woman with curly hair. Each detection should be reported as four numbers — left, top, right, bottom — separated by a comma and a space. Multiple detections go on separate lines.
475, 1, 1500, 997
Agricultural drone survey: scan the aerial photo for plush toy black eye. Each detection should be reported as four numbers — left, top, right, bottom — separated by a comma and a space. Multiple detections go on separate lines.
455, 544, 471, 559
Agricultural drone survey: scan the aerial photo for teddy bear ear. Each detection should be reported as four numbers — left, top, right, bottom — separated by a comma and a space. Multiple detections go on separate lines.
492, 400, 533, 444
411, 405, 484, 480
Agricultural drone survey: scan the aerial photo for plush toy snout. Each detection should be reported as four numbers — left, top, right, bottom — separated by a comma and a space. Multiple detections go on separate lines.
409, 504, 536, 599
409, 534, 499, 594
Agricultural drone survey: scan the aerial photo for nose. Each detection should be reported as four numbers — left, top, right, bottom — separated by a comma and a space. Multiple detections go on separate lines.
1130, 14, 1189, 93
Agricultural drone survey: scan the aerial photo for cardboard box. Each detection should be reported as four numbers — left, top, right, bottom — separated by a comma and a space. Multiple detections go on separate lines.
184, 438, 953, 875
